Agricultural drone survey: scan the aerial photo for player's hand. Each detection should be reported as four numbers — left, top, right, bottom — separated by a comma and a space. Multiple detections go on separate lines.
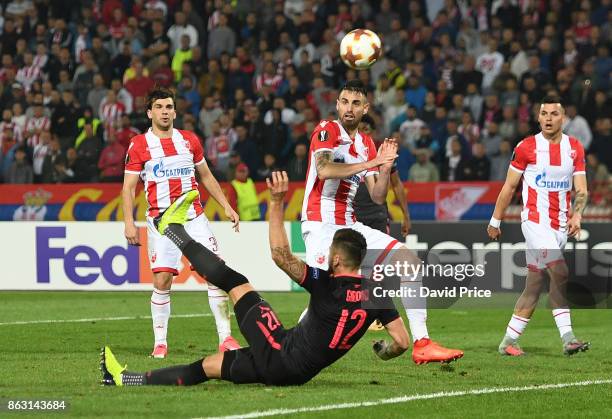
266, 171, 289, 202
568, 214, 581, 238
487, 225, 501, 241
372, 339, 393, 360
401, 215, 411, 237
124, 222, 140, 246
225, 205, 240, 232
376, 141, 398, 167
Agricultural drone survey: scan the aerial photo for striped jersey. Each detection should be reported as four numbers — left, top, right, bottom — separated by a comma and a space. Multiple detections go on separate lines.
509, 132, 586, 231
301, 120, 378, 225
124, 128, 205, 218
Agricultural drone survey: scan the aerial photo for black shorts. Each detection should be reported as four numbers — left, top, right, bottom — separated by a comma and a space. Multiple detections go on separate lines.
227, 297, 308, 386
359, 216, 390, 234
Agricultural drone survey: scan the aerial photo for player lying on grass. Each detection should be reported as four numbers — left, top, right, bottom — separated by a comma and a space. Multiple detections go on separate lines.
101, 171, 411, 386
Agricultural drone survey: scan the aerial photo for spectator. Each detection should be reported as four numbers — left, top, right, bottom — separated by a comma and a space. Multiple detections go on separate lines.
151, 54, 174, 88
178, 76, 200, 117
208, 14, 236, 60
98, 132, 125, 182
463, 82, 484, 123
74, 122, 102, 181
286, 141, 308, 181
229, 162, 261, 221
563, 104, 593, 150
398, 106, 425, 150
233, 123, 260, 175
458, 110, 481, 145
441, 137, 465, 181
116, 114, 140, 149
459, 143, 491, 181
205, 120, 235, 176
73, 51, 99, 106
41, 137, 67, 183
404, 75, 427, 111
6, 146, 32, 183
124, 60, 154, 105
408, 149, 439, 182
171, 34, 193, 81
476, 38, 504, 94
490, 138, 513, 181
482, 122, 503, 157
262, 108, 289, 162
87, 74, 109, 118
590, 117, 612, 171
167, 10, 198, 54
142, 19, 170, 66
256, 152, 279, 181
498, 106, 518, 143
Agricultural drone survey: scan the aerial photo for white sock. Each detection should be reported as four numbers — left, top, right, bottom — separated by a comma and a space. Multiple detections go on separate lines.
406, 309, 429, 342
208, 285, 231, 344
399, 272, 429, 342
552, 309, 572, 337
505, 314, 529, 340
151, 288, 170, 345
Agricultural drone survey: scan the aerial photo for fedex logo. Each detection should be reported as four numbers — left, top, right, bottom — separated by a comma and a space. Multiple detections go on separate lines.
36, 226, 139, 285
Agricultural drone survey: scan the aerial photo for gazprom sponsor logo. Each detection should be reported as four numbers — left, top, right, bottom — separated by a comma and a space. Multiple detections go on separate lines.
535, 172, 569, 189
153, 161, 193, 178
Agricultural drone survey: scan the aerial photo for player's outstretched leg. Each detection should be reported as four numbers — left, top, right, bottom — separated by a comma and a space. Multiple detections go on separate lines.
395, 251, 464, 364
100, 346, 209, 386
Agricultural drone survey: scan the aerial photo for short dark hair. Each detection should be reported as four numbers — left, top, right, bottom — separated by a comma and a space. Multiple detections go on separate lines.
540, 94, 563, 106
331, 229, 367, 269
146, 87, 175, 110
339, 80, 367, 97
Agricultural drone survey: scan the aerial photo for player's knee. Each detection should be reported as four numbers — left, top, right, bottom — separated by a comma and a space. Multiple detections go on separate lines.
549, 261, 569, 281
153, 272, 173, 290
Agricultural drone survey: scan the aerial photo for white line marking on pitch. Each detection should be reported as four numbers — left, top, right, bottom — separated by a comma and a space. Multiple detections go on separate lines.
197, 379, 612, 419
0, 313, 212, 326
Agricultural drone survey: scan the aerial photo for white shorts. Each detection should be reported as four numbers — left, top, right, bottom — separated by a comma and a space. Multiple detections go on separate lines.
521, 220, 567, 271
146, 214, 219, 275
301, 220, 403, 269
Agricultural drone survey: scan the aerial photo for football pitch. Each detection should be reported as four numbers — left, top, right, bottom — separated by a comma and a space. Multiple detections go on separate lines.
1, 292, 611, 418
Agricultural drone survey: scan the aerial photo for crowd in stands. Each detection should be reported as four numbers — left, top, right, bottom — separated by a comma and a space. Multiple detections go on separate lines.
0, 0, 610, 195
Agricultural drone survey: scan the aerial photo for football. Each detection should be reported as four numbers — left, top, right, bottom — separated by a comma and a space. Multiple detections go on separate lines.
340, 29, 382, 69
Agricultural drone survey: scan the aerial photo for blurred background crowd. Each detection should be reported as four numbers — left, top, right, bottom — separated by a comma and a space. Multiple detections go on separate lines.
0, 0, 609, 202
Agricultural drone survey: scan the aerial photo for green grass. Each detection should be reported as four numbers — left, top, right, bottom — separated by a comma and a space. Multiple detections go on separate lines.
0, 292, 611, 418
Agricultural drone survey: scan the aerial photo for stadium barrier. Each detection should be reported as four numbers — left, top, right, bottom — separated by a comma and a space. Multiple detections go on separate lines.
1, 221, 610, 294
3, 182, 610, 223
0, 182, 503, 222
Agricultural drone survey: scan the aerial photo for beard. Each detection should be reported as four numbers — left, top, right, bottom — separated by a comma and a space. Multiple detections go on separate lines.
340, 114, 360, 131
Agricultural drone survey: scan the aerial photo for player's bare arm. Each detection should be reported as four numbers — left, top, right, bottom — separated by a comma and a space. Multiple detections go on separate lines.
364, 139, 397, 204
195, 160, 240, 232
372, 317, 410, 360
568, 174, 588, 238
121, 173, 141, 246
314, 143, 396, 181
488, 167, 522, 240
267, 171, 307, 283
390, 170, 411, 236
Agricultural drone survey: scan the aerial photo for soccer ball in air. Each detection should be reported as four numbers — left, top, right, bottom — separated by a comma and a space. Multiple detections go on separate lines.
340, 29, 382, 70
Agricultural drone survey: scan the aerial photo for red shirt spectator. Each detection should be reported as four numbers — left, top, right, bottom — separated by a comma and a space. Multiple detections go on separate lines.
98, 135, 126, 180
124, 62, 155, 104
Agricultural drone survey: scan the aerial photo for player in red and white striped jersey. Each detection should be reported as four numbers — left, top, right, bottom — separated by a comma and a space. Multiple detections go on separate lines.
122, 87, 241, 359
301, 80, 463, 364
488, 95, 590, 357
